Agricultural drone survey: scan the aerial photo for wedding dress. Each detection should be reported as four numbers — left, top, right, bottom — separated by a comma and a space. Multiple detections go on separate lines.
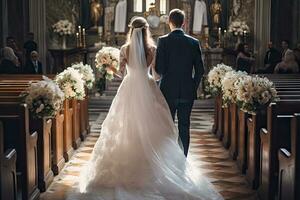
67, 28, 223, 200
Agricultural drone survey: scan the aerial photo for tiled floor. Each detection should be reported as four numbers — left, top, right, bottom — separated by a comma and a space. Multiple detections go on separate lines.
40, 98, 258, 200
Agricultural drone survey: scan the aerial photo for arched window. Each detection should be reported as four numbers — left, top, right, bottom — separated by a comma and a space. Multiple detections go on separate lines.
133, 0, 168, 15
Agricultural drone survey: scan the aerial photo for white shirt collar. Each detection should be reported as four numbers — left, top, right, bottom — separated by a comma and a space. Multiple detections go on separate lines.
172, 28, 184, 32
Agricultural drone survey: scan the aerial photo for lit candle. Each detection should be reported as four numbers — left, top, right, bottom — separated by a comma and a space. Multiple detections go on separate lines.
218, 27, 221, 34
243, 30, 247, 43
204, 27, 209, 35
82, 28, 86, 35
76, 32, 79, 47
98, 26, 103, 34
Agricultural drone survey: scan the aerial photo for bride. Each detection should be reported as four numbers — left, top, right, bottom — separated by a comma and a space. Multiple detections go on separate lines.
67, 17, 223, 200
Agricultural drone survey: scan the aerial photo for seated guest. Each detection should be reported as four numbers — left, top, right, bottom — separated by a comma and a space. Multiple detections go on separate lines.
293, 48, 300, 71
23, 32, 38, 61
281, 40, 291, 59
0, 47, 20, 74
263, 41, 281, 73
236, 43, 255, 73
24, 51, 43, 74
274, 50, 299, 74
6, 36, 23, 67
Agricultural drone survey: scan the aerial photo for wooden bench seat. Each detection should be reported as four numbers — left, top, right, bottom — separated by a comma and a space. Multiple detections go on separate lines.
0, 121, 17, 200
0, 103, 39, 200
259, 100, 300, 200
277, 113, 300, 200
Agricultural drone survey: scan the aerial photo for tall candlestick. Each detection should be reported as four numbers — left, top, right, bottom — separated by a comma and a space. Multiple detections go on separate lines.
218, 27, 221, 48
82, 28, 86, 48
78, 26, 82, 47
76, 32, 79, 47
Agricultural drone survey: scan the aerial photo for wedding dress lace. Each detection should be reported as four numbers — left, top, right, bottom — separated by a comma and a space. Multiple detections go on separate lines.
67, 28, 223, 200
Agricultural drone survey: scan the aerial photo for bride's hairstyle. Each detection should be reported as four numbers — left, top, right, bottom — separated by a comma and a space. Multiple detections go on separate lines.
126, 17, 155, 57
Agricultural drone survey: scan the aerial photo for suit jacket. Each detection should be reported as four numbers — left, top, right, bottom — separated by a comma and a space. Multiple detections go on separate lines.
24, 60, 43, 74
155, 30, 204, 101
264, 48, 281, 73
0, 59, 19, 74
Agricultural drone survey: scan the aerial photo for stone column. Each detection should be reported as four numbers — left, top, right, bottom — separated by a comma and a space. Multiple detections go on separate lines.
1, 0, 8, 47
29, 0, 47, 73
254, 0, 271, 70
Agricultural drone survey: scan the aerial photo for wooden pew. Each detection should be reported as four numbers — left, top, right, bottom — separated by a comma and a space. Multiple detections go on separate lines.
51, 111, 65, 175
216, 96, 224, 140
277, 113, 300, 200
212, 96, 220, 134
0, 103, 40, 200
259, 100, 300, 200
29, 118, 53, 192
0, 81, 72, 164
237, 110, 248, 173
0, 88, 57, 191
222, 106, 231, 148
0, 121, 17, 200
246, 109, 267, 189
229, 103, 238, 159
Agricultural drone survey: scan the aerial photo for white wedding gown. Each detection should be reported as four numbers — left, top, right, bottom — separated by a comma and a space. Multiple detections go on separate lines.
67, 28, 223, 200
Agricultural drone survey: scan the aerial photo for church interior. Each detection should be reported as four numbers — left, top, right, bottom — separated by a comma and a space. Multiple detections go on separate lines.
1, 0, 300, 200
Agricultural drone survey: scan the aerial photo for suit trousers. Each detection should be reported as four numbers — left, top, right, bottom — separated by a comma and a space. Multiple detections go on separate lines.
166, 99, 194, 157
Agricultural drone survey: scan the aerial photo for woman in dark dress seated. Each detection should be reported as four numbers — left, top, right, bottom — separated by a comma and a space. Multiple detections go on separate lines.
236, 43, 255, 73
0, 47, 20, 74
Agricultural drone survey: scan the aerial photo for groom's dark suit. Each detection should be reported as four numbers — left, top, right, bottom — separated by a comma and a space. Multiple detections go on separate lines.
155, 29, 204, 156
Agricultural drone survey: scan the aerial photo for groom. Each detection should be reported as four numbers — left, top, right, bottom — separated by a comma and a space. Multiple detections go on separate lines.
155, 9, 204, 156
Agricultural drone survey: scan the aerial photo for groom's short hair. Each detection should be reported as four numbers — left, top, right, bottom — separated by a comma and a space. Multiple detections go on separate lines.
169, 9, 185, 28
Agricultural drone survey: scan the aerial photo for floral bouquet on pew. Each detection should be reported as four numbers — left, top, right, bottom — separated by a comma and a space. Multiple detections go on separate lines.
22, 77, 65, 118
55, 67, 86, 100
71, 62, 95, 89
221, 70, 249, 107
236, 75, 279, 114
206, 63, 233, 96
95, 47, 120, 81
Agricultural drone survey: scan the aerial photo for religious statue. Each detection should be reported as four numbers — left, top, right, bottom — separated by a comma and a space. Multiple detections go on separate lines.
210, 0, 222, 29
90, 0, 103, 28
145, 3, 160, 28
233, 0, 241, 16
114, 0, 127, 33
192, 0, 208, 34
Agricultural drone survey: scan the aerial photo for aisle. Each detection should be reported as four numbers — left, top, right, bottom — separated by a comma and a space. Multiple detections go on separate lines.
40, 98, 257, 200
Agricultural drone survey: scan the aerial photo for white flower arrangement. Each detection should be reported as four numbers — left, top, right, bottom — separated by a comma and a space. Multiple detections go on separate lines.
95, 47, 120, 81
55, 67, 86, 100
236, 75, 278, 114
221, 70, 249, 107
228, 20, 250, 36
71, 62, 95, 89
23, 77, 65, 118
52, 20, 74, 36
206, 63, 233, 96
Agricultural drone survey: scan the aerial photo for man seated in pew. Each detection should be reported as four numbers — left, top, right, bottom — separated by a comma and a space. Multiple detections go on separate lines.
24, 51, 43, 74
274, 50, 299, 74
259, 41, 281, 73
0, 47, 20, 74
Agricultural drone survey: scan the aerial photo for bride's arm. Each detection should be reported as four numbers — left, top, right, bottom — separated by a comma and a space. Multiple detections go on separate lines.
116, 45, 127, 78
150, 47, 161, 81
